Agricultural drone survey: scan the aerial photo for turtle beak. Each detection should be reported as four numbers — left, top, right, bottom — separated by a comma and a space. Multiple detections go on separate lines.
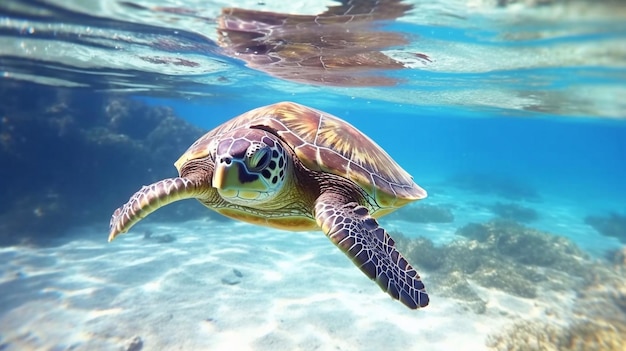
213, 158, 267, 194
213, 158, 257, 189
213, 159, 236, 190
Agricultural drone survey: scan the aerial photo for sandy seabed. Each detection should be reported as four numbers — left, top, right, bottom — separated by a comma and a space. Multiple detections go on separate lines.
0, 190, 623, 351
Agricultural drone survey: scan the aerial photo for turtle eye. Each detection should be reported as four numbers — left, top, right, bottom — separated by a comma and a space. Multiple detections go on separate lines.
247, 146, 271, 172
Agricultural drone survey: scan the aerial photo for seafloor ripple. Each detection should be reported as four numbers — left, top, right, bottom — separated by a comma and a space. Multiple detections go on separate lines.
1, 212, 625, 350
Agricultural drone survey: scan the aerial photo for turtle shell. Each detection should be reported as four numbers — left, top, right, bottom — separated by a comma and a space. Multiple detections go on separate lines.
175, 101, 426, 210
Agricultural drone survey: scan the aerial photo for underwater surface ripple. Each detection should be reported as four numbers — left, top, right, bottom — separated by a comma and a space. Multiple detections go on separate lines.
1, 0, 626, 350
1, 0, 625, 115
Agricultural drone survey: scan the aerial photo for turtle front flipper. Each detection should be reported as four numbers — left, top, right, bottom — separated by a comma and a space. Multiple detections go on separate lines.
314, 192, 429, 309
108, 177, 208, 242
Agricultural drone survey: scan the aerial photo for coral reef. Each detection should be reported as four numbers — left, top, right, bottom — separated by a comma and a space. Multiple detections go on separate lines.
394, 220, 589, 307
576, 262, 626, 322
487, 261, 626, 351
0, 82, 207, 245
431, 271, 488, 314
487, 318, 626, 351
483, 220, 626, 351
457, 221, 586, 271
606, 247, 626, 268
392, 234, 446, 271
585, 212, 626, 243
389, 204, 455, 223
488, 202, 539, 222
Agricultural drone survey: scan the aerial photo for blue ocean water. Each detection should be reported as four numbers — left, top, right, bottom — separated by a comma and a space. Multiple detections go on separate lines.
165, 98, 626, 203
1, 0, 626, 350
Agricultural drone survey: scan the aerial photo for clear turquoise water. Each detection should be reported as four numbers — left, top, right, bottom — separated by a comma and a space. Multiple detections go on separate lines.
1, 1, 626, 350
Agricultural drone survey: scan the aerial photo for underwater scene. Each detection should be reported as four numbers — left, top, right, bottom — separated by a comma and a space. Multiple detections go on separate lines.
1, 0, 626, 350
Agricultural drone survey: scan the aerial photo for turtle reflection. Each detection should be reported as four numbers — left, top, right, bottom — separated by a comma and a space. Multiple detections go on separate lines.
217, 0, 417, 86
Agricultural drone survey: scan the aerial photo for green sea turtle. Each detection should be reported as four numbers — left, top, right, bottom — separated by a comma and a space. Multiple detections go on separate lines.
108, 101, 429, 309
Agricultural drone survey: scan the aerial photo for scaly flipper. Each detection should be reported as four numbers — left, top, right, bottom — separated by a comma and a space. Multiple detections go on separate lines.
314, 192, 429, 309
108, 177, 208, 242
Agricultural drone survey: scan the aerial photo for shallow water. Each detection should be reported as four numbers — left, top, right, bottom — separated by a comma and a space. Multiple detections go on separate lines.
1, 0, 626, 350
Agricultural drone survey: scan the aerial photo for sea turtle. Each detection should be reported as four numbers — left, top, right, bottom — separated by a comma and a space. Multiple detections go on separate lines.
108, 101, 429, 309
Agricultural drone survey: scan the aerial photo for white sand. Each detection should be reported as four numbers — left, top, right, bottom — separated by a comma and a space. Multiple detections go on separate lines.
0, 194, 604, 351
0, 181, 622, 350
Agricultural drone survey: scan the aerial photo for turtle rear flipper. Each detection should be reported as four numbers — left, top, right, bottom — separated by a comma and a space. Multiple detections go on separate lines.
314, 192, 429, 309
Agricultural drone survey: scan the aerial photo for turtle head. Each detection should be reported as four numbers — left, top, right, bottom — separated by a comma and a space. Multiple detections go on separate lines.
107, 129, 289, 242
213, 129, 288, 206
